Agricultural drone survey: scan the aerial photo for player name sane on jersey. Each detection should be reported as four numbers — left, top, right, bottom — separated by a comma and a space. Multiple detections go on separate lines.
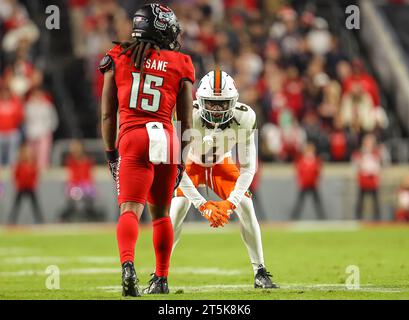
144, 59, 168, 72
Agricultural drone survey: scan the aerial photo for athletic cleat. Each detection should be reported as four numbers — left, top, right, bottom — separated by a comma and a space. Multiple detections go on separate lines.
143, 273, 169, 294
254, 266, 280, 289
121, 261, 141, 297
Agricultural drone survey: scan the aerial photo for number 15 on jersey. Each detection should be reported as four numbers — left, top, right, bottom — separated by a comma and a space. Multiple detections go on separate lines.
130, 72, 163, 112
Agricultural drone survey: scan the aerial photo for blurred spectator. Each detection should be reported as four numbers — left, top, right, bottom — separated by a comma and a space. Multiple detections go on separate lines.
291, 142, 326, 219
278, 109, 306, 161
68, 0, 89, 58
325, 36, 348, 79
260, 123, 281, 161
24, 88, 59, 170
306, 17, 331, 56
303, 55, 328, 113
353, 134, 388, 220
0, 0, 39, 55
340, 82, 388, 134
317, 80, 341, 129
3, 48, 43, 98
270, 6, 301, 58
60, 140, 102, 222
261, 102, 306, 162
395, 174, 409, 222
282, 64, 304, 119
0, 80, 23, 166
301, 111, 326, 155
8, 143, 43, 224
342, 58, 381, 107
329, 116, 357, 162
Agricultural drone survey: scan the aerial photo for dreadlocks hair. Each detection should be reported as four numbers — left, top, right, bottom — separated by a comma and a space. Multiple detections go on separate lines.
113, 39, 161, 76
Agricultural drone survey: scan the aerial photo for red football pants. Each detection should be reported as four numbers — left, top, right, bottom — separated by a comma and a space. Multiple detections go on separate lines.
117, 126, 179, 206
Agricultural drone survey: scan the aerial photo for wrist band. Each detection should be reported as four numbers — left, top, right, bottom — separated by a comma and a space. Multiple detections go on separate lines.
105, 149, 119, 162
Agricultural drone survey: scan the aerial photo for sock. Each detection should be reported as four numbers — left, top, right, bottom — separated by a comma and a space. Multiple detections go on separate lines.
235, 196, 265, 275
169, 197, 191, 253
152, 216, 174, 277
116, 211, 139, 265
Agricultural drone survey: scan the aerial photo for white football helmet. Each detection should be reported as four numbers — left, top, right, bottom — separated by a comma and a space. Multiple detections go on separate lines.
196, 69, 239, 126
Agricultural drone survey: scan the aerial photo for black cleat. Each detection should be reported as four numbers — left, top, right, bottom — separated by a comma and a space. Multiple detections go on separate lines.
143, 273, 169, 294
121, 261, 141, 297
254, 266, 280, 289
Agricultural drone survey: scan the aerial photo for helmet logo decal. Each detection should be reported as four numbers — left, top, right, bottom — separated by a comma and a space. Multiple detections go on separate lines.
151, 4, 176, 31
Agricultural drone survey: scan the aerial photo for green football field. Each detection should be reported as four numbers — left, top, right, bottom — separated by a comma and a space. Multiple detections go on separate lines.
0, 222, 408, 300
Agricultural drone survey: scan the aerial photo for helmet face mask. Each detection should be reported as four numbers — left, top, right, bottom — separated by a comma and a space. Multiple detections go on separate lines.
196, 70, 239, 127
200, 99, 235, 125
132, 4, 181, 50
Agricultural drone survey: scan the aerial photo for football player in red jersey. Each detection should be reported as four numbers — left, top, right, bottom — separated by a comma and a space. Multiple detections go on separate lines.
99, 4, 194, 297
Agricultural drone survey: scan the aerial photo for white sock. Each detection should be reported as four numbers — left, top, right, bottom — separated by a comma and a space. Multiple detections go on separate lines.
235, 196, 265, 275
169, 196, 191, 253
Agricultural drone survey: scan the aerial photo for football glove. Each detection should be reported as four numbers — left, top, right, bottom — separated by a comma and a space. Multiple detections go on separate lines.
212, 200, 236, 217
199, 201, 229, 228
106, 149, 119, 182
174, 164, 185, 191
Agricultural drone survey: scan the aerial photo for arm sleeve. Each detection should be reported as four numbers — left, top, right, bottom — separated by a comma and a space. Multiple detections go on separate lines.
178, 171, 206, 209
227, 131, 257, 208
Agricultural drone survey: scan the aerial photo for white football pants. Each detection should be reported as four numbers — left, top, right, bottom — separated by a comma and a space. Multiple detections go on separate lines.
170, 196, 265, 275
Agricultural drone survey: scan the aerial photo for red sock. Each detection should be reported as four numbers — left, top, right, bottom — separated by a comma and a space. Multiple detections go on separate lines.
116, 211, 139, 265
152, 216, 174, 277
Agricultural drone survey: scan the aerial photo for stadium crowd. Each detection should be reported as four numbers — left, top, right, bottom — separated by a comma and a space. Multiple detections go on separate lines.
65, 0, 390, 162
0, 0, 407, 222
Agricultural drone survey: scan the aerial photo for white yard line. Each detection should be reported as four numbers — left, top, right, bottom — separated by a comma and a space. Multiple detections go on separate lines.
287, 221, 361, 232
0, 267, 246, 277
0, 247, 40, 256
0, 262, 405, 294
96, 283, 407, 294
0, 221, 370, 235
1, 256, 118, 264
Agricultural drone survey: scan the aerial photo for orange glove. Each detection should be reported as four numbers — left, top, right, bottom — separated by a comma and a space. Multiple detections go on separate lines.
212, 200, 236, 217
199, 201, 229, 227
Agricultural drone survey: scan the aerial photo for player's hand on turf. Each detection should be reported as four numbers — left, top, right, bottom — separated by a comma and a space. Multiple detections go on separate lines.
199, 201, 229, 228
174, 164, 185, 191
106, 149, 119, 182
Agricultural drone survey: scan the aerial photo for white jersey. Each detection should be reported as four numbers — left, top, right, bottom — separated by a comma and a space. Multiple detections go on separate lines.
179, 101, 258, 208
188, 100, 257, 166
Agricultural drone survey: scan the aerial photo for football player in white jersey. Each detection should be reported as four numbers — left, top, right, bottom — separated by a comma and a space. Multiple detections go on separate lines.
170, 69, 279, 289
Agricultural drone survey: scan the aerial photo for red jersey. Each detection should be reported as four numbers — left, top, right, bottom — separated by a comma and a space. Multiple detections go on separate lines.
343, 73, 380, 106
330, 131, 347, 161
65, 156, 94, 185
0, 95, 24, 132
295, 156, 322, 189
14, 161, 38, 191
106, 45, 195, 144
353, 150, 381, 190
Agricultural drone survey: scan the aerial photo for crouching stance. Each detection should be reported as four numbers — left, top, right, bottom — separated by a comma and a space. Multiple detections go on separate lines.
170, 70, 279, 289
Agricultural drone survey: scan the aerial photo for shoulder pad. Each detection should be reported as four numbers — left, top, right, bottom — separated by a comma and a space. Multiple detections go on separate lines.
234, 103, 257, 130
98, 55, 114, 74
